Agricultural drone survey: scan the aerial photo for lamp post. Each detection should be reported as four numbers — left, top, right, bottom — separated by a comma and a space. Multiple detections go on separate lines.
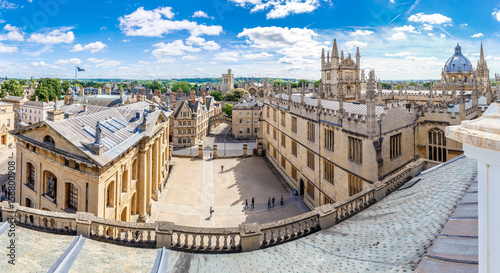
224, 139, 226, 156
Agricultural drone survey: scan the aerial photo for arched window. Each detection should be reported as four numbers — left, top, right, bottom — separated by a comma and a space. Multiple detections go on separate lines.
132, 159, 138, 180
428, 128, 447, 162
44, 171, 57, 200
26, 162, 35, 189
66, 183, 78, 211
43, 135, 55, 146
107, 181, 115, 207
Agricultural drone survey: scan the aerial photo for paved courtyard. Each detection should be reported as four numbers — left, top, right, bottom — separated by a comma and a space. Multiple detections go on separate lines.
150, 156, 307, 227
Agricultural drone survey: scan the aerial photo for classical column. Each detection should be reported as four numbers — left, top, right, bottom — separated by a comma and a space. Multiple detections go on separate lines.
446, 101, 500, 273
152, 140, 159, 201
146, 147, 152, 215
137, 147, 148, 222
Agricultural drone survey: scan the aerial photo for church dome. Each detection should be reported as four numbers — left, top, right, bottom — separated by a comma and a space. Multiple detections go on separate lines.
443, 43, 473, 73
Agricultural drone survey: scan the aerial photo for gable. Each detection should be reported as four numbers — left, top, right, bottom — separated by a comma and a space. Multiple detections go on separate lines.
19, 124, 91, 159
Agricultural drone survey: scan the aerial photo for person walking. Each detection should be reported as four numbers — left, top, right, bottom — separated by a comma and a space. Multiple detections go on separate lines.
268, 197, 271, 209
280, 195, 284, 206
272, 197, 275, 208
251, 197, 255, 209
221, 165, 224, 173
210, 207, 214, 218
244, 199, 249, 210
210, 152, 212, 158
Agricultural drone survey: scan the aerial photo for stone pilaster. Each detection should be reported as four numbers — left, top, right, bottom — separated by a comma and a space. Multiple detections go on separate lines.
239, 223, 261, 252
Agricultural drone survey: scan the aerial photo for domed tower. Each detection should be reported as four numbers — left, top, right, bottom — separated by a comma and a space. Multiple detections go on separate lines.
441, 43, 474, 83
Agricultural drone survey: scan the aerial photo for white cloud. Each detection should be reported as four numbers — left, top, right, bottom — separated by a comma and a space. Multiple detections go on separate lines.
422, 24, 433, 31
27, 28, 75, 44
243, 52, 273, 59
345, 40, 367, 50
405, 56, 438, 62
119, 6, 223, 37
392, 25, 418, 33
0, 24, 24, 41
96, 60, 121, 68
0, 0, 17, 10
31, 61, 60, 69
192, 11, 213, 19
87, 58, 105, 63
471, 33, 483, 38
460, 23, 468, 27
440, 33, 446, 38
408, 13, 452, 25
182, 55, 197, 60
385, 52, 413, 57
185, 36, 221, 50
122, 39, 131, 43
493, 9, 500, 21
231, 0, 324, 19
31, 61, 49, 67
388, 32, 407, 40
214, 51, 240, 62
350, 30, 373, 36
0, 43, 17, 53
70, 41, 107, 53
55, 58, 81, 65
152, 40, 201, 57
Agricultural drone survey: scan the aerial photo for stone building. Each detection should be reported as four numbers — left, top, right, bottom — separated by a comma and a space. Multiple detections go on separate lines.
0, 101, 14, 146
1, 94, 28, 125
172, 89, 219, 147
232, 95, 262, 140
20, 99, 64, 125
221, 69, 234, 95
11, 101, 172, 222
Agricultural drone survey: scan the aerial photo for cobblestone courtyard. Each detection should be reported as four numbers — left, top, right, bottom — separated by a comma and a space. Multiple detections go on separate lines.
150, 156, 307, 228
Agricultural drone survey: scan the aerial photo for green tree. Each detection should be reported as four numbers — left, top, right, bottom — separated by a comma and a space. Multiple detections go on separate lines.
210, 91, 223, 101
222, 103, 232, 116
408, 81, 416, 86
19, 79, 27, 86
223, 88, 249, 101
314, 79, 321, 88
34, 78, 62, 101
290, 82, 298, 88
381, 82, 391, 89
234, 83, 238, 89
171, 81, 192, 94
149, 80, 163, 91
62, 80, 71, 92
0, 79, 24, 97
30, 76, 36, 87
297, 79, 309, 87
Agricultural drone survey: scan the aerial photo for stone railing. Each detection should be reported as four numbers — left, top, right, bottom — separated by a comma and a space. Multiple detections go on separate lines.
0, 158, 429, 253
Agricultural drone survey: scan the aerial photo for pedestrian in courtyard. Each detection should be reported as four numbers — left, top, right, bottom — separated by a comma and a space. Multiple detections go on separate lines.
244, 199, 249, 210
272, 196, 275, 208
210, 207, 214, 218
268, 197, 271, 209
280, 195, 284, 206
251, 197, 255, 209
210, 152, 212, 158
221, 165, 224, 173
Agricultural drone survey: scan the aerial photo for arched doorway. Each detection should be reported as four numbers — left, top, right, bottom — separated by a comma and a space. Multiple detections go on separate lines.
299, 179, 305, 196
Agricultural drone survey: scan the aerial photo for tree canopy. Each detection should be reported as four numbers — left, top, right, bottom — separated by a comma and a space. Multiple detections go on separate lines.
210, 91, 223, 101
171, 81, 192, 94
0, 79, 24, 97
34, 78, 62, 101
147, 80, 164, 92
222, 103, 232, 116
223, 88, 249, 101
62, 80, 71, 92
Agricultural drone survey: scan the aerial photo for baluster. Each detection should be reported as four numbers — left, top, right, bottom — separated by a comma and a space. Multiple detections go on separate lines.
183, 233, 188, 248
147, 230, 151, 243
284, 225, 289, 240
231, 235, 236, 249
215, 235, 220, 250
223, 235, 228, 249
124, 229, 129, 242
200, 234, 205, 249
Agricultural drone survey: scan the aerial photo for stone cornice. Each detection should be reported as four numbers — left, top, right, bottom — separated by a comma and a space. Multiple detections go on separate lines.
446, 102, 500, 152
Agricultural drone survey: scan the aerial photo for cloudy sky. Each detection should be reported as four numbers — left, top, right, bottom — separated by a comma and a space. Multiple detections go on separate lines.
0, 0, 499, 80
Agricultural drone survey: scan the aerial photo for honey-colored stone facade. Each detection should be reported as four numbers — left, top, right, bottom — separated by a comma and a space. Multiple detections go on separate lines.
0, 102, 14, 146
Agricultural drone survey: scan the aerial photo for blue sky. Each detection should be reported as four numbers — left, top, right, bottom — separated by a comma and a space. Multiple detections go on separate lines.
0, 0, 499, 80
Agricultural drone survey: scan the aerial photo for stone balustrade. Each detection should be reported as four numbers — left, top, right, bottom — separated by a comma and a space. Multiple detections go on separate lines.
0, 158, 429, 253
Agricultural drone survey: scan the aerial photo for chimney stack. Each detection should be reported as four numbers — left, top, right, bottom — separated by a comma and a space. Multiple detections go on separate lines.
190, 89, 196, 104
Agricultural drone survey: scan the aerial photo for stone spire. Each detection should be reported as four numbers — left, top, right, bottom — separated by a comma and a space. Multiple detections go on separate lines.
356, 47, 360, 66
326, 50, 329, 64
366, 70, 377, 136
332, 38, 339, 58
338, 83, 344, 114
479, 41, 485, 64
459, 83, 466, 120
321, 48, 325, 64
341, 50, 344, 61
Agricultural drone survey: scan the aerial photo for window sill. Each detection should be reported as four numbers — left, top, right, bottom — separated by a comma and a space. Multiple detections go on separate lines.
348, 159, 363, 166
390, 154, 402, 161
24, 183, 36, 193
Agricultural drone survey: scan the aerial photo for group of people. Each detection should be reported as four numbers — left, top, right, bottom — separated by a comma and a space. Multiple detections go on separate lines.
0, 184, 9, 202
268, 195, 285, 209
244, 197, 255, 210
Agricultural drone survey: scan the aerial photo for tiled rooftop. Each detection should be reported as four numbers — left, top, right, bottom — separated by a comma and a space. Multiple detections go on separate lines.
0, 155, 478, 272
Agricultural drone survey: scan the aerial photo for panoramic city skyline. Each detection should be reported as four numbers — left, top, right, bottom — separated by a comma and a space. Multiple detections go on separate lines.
0, 0, 498, 80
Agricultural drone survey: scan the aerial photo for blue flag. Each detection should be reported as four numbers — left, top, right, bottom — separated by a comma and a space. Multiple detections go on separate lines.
77, 66, 85, 72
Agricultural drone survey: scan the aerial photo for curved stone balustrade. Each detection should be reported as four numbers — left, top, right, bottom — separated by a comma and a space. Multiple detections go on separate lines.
0, 158, 430, 253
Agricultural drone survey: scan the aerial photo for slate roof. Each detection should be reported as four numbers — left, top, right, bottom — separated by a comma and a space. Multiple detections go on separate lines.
75, 95, 128, 107
11, 101, 171, 167
275, 93, 386, 116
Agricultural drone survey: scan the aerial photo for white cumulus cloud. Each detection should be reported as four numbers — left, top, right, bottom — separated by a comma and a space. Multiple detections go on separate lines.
392, 25, 418, 33
70, 41, 107, 53
408, 13, 452, 25
350, 30, 373, 36
192, 11, 213, 19
96, 60, 121, 68
344, 40, 367, 50
55, 58, 81, 65
185, 36, 221, 51
493, 9, 500, 21
0, 42, 17, 53
384, 52, 413, 57
0, 24, 24, 41
118, 7, 223, 37
243, 52, 273, 59
152, 40, 201, 57
388, 32, 407, 40
214, 51, 240, 62
87, 58, 105, 63
471, 33, 483, 38
230, 0, 325, 19
27, 28, 75, 44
